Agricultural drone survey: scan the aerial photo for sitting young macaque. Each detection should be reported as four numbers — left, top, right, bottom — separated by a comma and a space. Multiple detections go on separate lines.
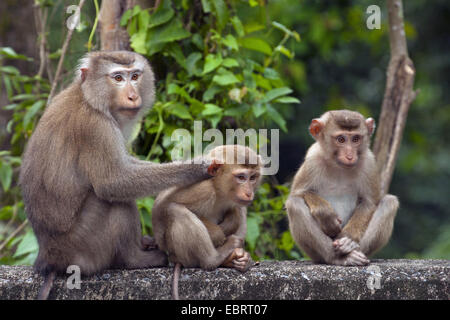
152, 145, 262, 299
286, 110, 399, 266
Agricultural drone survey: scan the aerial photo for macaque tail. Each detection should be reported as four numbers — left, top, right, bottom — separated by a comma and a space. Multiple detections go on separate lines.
172, 263, 182, 300
37, 271, 56, 300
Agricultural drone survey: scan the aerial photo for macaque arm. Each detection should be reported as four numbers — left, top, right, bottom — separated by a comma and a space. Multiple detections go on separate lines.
200, 217, 227, 248
219, 207, 246, 239
339, 198, 376, 243
302, 191, 342, 238
79, 124, 209, 201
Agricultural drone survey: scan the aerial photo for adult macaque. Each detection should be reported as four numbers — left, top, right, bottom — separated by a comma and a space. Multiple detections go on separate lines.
19, 51, 211, 299
286, 110, 399, 266
152, 145, 262, 299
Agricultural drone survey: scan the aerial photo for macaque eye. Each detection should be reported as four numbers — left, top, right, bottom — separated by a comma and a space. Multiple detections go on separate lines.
352, 135, 361, 143
250, 174, 258, 181
114, 74, 124, 82
336, 135, 346, 144
236, 174, 246, 182
131, 73, 139, 81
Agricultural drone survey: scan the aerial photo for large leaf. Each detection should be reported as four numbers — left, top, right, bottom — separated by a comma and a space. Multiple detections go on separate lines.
147, 19, 191, 55
148, 7, 174, 29
238, 37, 272, 55
203, 54, 223, 74
266, 104, 287, 132
211, 0, 229, 32
213, 69, 240, 86
168, 103, 192, 120
13, 229, 38, 258
263, 87, 293, 103
202, 103, 223, 116
246, 215, 261, 251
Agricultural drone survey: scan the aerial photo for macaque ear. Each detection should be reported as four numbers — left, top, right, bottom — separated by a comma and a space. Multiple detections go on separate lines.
309, 119, 324, 138
80, 68, 88, 82
207, 160, 223, 176
365, 117, 376, 136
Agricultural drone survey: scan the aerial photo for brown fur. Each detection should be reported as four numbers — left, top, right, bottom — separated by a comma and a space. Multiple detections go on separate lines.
19, 51, 211, 298
152, 145, 261, 299
287, 110, 399, 266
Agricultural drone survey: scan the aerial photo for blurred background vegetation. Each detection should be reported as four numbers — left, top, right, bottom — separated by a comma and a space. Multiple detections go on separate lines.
0, 0, 448, 266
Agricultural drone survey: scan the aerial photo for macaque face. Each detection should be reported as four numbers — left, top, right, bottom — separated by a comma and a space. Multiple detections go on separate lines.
332, 130, 363, 167
231, 166, 261, 206
108, 67, 143, 116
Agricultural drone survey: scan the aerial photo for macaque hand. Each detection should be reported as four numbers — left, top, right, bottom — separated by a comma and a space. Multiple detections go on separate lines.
222, 248, 253, 272
333, 236, 360, 255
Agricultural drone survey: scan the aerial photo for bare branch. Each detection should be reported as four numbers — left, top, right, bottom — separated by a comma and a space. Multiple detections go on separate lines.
373, 0, 416, 195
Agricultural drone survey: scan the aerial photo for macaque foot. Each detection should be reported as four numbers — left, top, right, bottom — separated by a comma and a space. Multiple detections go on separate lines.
332, 249, 369, 266
333, 236, 360, 255
222, 248, 253, 272
140, 249, 169, 267
142, 235, 158, 251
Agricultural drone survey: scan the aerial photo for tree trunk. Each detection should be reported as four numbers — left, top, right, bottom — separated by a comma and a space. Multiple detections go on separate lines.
99, 0, 136, 51
373, 0, 417, 195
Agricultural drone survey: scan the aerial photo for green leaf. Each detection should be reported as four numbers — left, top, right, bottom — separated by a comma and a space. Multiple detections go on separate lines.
203, 54, 223, 74
13, 229, 38, 258
274, 96, 300, 104
203, 85, 222, 102
263, 68, 280, 80
167, 43, 186, 69
0, 66, 20, 75
222, 58, 239, 68
252, 103, 265, 118
246, 215, 261, 250
213, 70, 240, 86
120, 8, 133, 26
275, 45, 294, 58
130, 31, 148, 54
0, 162, 13, 192
23, 100, 45, 127
231, 16, 245, 37
201, 0, 212, 13
168, 103, 192, 120
148, 7, 174, 29
185, 52, 202, 76
224, 104, 250, 117
263, 87, 293, 103
0, 47, 32, 61
238, 37, 272, 55
211, 0, 229, 32
266, 104, 287, 132
202, 103, 223, 116
222, 35, 238, 51
147, 19, 191, 55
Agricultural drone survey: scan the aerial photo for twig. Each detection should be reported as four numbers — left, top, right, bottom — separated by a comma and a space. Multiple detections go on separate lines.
0, 219, 28, 253
48, 0, 87, 102
34, 4, 48, 93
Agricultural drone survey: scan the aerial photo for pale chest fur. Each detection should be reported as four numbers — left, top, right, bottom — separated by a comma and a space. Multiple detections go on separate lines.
318, 176, 359, 226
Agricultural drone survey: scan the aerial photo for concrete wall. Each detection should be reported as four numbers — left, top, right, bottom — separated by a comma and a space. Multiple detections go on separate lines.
0, 259, 448, 300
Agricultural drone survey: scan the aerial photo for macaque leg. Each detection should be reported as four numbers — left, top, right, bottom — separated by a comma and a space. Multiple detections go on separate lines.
286, 195, 335, 263
166, 204, 241, 271
286, 195, 368, 266
359, 194, 399, 257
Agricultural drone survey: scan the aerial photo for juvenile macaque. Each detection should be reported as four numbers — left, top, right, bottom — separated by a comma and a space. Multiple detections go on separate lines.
152, 145, 262, 299
286, 110, 399, 266
19, 51, 211, 299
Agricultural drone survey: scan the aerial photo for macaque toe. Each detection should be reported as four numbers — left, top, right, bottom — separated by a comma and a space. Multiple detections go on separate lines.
344, 250, 369, 266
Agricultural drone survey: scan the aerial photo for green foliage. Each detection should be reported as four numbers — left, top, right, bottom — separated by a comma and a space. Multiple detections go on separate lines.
119, 0, 300, 260
246, 182, 301, 260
